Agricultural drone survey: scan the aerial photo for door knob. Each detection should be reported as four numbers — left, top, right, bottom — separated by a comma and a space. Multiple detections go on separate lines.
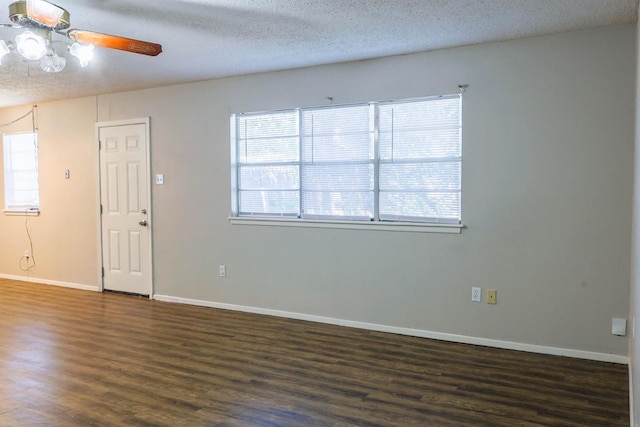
139, 220, 148, 227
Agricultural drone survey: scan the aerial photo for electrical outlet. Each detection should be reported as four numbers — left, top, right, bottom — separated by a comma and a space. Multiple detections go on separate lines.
471, 287, 481, 302
219, 265, 226, 277
487, 289, 497, 304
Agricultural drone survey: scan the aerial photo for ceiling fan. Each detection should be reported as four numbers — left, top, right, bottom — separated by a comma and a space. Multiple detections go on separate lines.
0, 0, 162, 73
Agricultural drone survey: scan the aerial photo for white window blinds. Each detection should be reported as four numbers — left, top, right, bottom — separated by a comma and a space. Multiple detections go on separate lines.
234, 111, 299, 217
301, 105, 374, 220
3, 132, 39, 211
378, 96, 461, 223
231, 94, 462, 224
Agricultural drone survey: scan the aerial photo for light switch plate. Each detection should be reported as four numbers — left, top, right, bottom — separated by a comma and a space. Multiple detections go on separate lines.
612, 318, 627, 336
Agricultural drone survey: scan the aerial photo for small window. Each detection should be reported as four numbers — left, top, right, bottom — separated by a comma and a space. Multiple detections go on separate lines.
3, 132, 39, 212
231, 94, 462, 225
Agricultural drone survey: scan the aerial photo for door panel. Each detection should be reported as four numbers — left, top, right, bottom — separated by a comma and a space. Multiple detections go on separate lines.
99, 122, 151, 295
127, 162, 140, 213
128, 230, 142, 274
108, 230, 121, 272
106, 162, 119, 212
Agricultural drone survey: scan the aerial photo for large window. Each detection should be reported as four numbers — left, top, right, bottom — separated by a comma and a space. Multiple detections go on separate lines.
230, 94, 461, 225
3, 132, 39, 212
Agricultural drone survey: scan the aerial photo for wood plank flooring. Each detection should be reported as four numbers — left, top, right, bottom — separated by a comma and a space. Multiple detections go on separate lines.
0, 278, 629, 426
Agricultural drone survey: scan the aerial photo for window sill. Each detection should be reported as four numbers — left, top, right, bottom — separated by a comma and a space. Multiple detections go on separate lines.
228, 217, 464, 234
4, 209, 40, 217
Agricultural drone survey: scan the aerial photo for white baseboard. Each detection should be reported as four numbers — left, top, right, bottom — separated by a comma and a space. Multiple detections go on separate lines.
153, 294, 629, 365
0, 274, 100, 292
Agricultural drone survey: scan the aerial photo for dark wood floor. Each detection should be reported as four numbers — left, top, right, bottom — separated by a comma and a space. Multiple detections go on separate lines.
0, 278, 629, 426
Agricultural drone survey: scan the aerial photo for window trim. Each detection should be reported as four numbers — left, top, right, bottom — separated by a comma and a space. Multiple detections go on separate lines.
228, 216, 463, 234
3, 209, 40, 216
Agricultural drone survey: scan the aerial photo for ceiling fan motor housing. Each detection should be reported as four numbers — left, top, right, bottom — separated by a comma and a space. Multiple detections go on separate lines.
9, 1, 70, 30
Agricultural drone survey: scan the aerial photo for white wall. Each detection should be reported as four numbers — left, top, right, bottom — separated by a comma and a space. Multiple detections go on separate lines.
0, 25, 635, 359
0, 97, 98, 288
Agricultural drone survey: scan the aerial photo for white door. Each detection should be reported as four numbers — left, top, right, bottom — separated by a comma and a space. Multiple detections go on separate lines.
98, 120, 152, 296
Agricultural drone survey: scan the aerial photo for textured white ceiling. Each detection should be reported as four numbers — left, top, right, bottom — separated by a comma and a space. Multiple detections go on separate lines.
0, 0, 636, 108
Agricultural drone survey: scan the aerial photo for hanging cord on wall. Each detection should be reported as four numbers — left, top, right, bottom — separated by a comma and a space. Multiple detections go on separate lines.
0, 105, 37, 128
18, 211, 36, 272
32, 104, 37, 131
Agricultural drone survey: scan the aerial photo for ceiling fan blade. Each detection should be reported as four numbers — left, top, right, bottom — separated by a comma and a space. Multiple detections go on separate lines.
26, 0, 65, 27
67, 30, 162, 56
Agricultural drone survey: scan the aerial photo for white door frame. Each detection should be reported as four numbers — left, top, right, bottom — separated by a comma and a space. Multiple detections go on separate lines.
95, 117, 153, 297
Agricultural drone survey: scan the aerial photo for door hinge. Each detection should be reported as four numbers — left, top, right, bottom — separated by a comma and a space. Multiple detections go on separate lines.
101, 267, 105, 278
98, 140, 101, 150
100, 204, 103, 214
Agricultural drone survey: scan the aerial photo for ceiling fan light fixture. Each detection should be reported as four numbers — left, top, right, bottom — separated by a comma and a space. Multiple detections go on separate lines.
15, 30, 47, 60
68, 42, 94, 67
40, 52, 65, 72
4, 1, 161, 74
